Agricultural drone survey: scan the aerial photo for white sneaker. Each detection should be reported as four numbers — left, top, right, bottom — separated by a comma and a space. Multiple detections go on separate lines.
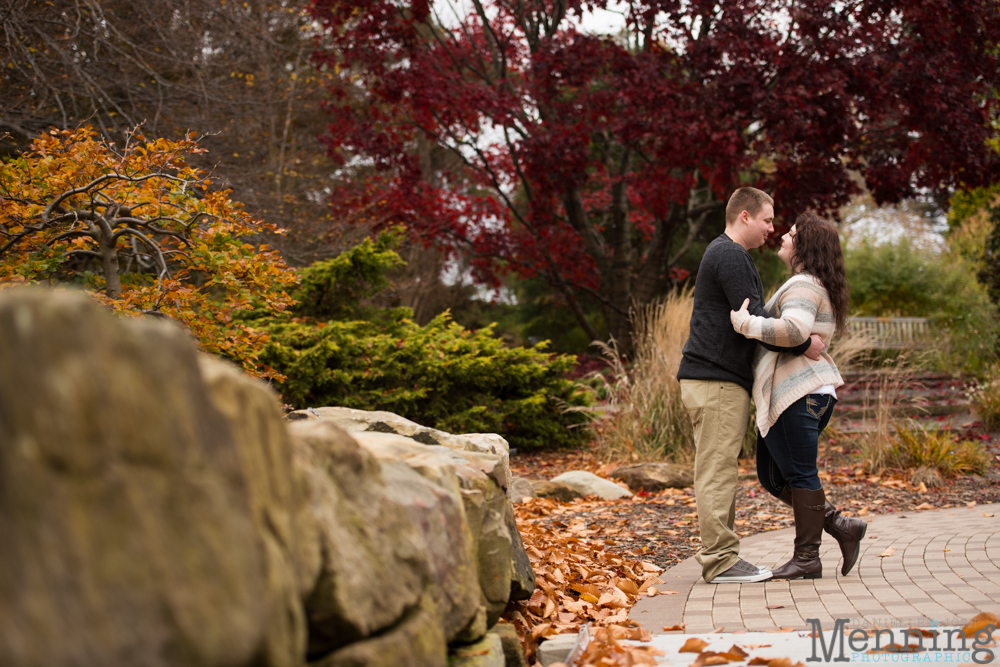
711, 558, 772, 583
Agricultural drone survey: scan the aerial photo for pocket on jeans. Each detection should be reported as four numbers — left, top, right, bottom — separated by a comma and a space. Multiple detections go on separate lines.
805, 395, 830, 419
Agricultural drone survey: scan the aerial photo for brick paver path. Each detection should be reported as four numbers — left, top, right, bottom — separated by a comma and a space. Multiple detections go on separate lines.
631, 503, 1000, 634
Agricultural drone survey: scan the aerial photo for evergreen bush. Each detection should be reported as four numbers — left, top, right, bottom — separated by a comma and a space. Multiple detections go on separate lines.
260, 231, 591, 450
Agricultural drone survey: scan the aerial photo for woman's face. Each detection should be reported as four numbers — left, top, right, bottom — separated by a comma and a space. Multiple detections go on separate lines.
777, 224, 797, 269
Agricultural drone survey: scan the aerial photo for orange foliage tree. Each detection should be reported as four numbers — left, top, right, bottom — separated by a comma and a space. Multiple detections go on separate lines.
0, 127, 298, 380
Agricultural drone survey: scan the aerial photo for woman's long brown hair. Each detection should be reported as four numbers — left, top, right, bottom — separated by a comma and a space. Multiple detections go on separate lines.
790, 213, 850, 334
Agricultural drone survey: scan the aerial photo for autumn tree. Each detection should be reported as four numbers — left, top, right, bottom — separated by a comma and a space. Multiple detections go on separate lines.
0, 0, 377, 263
0, 127, 298, 379
311, 0, 1000, 346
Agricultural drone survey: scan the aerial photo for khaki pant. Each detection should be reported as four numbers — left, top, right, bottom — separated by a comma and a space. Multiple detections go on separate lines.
680, 379, 751, 582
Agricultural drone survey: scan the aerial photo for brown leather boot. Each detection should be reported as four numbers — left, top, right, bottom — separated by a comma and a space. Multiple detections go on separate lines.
772, 487, 865, 576
824, 501, 867, 575
769, 488, 826, 580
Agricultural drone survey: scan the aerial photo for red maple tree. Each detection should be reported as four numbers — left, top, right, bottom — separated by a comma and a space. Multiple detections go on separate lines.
311, 0, 1000, 344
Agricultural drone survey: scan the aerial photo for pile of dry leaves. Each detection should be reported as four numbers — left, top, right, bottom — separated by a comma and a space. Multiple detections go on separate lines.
504, 495, 675, 664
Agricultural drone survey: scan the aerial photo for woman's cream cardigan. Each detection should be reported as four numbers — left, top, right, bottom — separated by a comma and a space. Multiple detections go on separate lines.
730, 272, 844, 437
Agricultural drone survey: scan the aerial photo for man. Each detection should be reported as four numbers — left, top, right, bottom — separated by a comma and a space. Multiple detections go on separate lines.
677, 187, 825, 584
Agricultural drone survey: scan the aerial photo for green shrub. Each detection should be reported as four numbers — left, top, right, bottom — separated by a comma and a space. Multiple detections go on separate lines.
845, 238, 997, 373
262, 311, 589, 449
290, 230, 406, 321
258, 230, 591, 450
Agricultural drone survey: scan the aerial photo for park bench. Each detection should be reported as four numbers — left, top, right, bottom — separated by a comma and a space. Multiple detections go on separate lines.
846, 316, 930, 349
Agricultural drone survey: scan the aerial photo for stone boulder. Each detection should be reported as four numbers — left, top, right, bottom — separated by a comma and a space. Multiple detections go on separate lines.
448, 632, 505, 667
289, 421, 447, 657
509, 477, 537, 503
610, 462, 694, 492
550, 471, 632, 500
530, 480, 584, 502
0, 287, 535, 667
198, 356, 322, 667
321, 428, 487, 643
350, 430, 532, 622
0, 288, 276, 667
288, 407, 511, 492
311, 596, 447, 667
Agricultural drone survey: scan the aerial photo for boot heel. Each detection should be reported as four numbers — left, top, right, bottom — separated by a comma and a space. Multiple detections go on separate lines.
803, 572, 822, 579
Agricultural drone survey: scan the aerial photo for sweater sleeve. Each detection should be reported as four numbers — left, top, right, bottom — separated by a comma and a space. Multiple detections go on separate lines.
731, 279, 820, 347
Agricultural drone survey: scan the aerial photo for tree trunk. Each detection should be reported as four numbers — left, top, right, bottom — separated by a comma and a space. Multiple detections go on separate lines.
100, 231, 122, 299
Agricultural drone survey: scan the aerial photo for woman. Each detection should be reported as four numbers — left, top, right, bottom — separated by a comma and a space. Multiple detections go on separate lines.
730, 213, 867, 580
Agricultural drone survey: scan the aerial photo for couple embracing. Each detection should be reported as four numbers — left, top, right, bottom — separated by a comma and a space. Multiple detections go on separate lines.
677, 187, 867, 584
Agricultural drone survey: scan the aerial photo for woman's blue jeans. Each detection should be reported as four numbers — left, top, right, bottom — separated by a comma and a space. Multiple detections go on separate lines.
756, 394, 837, 495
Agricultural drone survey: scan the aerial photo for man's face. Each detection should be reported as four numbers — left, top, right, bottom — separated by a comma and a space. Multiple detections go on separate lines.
744, 203, 775, 249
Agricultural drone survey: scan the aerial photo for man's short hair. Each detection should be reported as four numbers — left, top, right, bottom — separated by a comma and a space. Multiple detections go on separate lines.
726, 187, 774, 225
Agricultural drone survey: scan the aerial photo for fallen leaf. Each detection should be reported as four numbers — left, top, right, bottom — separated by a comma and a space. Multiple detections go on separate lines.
741, 644, 772, 649
531, 622, 553, 638
637, 576, 663, 593
913, 502, 935, 511
722, 645, 749, 659
765, 605, 784, 610
857, 507, 869, 516
943, 549, 950, 552
963, 612, 1000, 638
748, 658, 797, 667
680, 638, 710, 653
616, 579, 640, 596
659, 589, 679, 595
766, 658, 794, 667
692, 653, 731, 666
646, 587, 659, 596
663, 624, 685, 632
985, 512, 995, 518
713, 626, 726, 633
967, 500, 978, 508
878, 547, 896, 558
907, 628, 936, 638
868, 643, 925, 653
917, 481, 928, 493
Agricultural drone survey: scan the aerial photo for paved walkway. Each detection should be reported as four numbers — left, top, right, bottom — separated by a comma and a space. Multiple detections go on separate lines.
631, 503, 1000, 634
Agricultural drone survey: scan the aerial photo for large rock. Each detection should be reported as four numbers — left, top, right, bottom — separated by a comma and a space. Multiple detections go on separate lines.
530, 480, 584, 502
199, 356, 321, 667
550, 471, 632, 500
504, 502, 536, 601
289, 407, 511, 491
351, 431, 516, 626
610, 462, 694, 492
490, 623, 528, 667
343, 431, 485, 643
0, 289, 271, 667
312, 596, 447, 667
509, 476, 537, 503
449, 631, 505, 667
289, 421, 433, 658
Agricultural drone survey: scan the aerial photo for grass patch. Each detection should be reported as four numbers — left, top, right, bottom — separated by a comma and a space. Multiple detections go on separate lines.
968, 366, 1000, 432
585, 290, 694, 462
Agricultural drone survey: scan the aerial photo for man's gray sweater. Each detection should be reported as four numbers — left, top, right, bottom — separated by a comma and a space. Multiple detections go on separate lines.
677, 233, 809, 393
